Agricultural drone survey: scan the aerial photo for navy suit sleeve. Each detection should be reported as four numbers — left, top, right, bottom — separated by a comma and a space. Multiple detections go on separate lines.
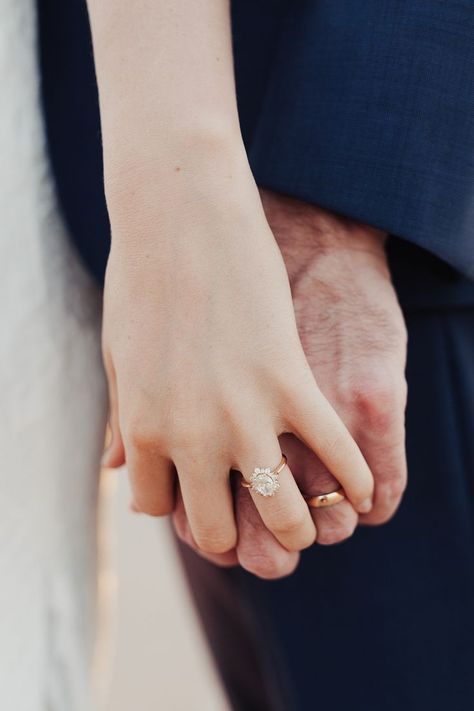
239, 0, 474, 279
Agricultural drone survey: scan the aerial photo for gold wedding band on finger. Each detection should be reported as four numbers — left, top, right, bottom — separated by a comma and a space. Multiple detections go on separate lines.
305, 489, 346, 509
241, 454, 287, 497
240, 454, 345, 509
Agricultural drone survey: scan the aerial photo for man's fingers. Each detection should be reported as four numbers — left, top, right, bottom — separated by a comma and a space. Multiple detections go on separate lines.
281, 433, 358, 546
347, 374, 407, 525
237, 434, 316, 553
234, 476, 299, 579
309, 500, 358, 545
174, 456, 302, 578
357, 424, 407, 525
286, 377, 374, 514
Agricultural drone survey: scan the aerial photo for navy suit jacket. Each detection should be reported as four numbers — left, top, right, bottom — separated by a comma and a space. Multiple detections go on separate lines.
37, 0, 474, 306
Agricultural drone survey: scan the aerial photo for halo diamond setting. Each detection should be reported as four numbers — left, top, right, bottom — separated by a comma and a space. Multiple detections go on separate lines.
249, 467, 281, 497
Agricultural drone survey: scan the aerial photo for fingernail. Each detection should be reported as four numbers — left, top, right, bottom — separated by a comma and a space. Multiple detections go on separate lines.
358, 498, 373, 514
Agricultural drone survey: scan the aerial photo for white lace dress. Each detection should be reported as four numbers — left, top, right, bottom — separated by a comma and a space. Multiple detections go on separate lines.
0, 1, 107, 708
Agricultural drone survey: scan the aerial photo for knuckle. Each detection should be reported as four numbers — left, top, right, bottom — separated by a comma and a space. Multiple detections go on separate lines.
126, 426, 155, 451
374, 461, 407, 496
240, 551, 298, 580
364, 480, 407, 525
350, 372, 406, 434
380, 475, 407, 507
363, 504, 397, 526
167, 422, 215, 457
317, 519, 356, 546
387, 474, 408, 501
290, 527, 317, 551
125, 419, 165, 454
193, 525, 236, 555
127, 414, 212, 458
272, 509, 309, 537
354, 390, 393, 433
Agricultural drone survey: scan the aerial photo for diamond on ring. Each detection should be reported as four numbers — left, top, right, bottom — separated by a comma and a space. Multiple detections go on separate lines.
241, 454, 287, 496
249, 467, 281, 497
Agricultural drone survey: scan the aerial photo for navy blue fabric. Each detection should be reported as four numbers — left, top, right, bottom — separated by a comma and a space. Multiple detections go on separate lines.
37, 0, 474, 305
37, 0, 110, 284
232, 0, 474, 282
181, 306, 474, 711
35, 5, 474, 708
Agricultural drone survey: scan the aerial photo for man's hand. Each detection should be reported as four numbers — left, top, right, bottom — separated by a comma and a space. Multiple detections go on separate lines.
174, 190, 408, 577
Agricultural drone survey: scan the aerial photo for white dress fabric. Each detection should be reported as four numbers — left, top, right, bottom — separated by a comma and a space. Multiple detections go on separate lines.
0, 0, 108, 708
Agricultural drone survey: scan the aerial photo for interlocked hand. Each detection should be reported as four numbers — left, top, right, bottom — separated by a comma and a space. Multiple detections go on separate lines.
174, 190, 408, 577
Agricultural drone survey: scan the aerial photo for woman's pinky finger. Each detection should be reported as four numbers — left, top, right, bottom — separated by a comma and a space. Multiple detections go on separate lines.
172, 488, 238, 567
127, 448, 176, 517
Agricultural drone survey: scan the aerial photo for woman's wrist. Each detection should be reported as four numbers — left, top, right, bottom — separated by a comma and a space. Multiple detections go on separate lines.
105, 121, 247, 199
104, 129, 265, 249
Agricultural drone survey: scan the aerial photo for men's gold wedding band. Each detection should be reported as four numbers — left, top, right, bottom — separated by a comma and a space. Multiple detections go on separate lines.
305, 489, 346, 509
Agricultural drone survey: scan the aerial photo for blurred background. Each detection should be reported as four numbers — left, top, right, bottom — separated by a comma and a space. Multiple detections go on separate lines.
0, 4, 229, 708
98, 468, 228, 711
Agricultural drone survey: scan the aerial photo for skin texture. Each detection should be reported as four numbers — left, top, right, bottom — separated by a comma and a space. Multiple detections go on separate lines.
173, 190, 408, 578
101, 161, 375, 556
90, 0, 375, 558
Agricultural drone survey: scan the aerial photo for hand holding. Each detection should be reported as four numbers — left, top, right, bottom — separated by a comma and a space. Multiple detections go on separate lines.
175, 190, 408, 577
101, 153, 374, 557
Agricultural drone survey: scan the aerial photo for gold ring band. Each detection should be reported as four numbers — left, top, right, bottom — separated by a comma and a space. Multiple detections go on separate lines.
305, 488, 345, 509
241, 454, 287, 497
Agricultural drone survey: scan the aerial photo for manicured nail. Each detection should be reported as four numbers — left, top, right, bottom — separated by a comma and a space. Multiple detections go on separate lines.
358, 498, 373, 514
101, 448, 110, 467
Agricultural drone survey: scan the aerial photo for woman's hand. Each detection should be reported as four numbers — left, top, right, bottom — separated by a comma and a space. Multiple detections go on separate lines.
174, 190, 407, 577
102, 149, 374, 556
87, 0, 373, 559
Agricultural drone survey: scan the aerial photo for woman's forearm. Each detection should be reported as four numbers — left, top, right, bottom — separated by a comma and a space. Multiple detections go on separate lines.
93, 0, 374, 563
86, 0, 244, 185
